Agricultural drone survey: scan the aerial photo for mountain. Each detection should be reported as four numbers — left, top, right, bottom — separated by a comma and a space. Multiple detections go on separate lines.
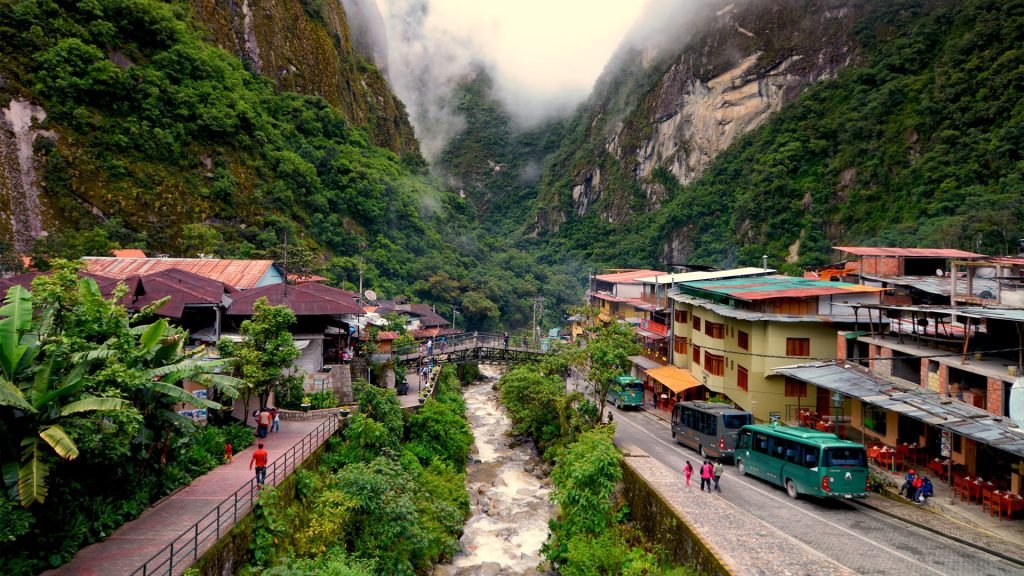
443, 0, 1022, 272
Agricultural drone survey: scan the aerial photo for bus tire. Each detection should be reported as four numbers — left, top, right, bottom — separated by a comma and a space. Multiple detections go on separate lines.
785, 479, 799, 499
736, 460, 746, 476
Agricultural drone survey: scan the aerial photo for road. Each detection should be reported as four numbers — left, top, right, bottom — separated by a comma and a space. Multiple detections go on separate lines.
610, 404, 1023, 576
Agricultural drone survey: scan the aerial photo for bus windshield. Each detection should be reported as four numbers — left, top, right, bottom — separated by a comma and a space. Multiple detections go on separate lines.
723, 414, 752, 429
823, 447, 867, 467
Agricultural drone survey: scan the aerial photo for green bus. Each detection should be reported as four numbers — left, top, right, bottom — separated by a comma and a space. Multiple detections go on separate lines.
735, 424, 869, 500
607, 375, 644, 409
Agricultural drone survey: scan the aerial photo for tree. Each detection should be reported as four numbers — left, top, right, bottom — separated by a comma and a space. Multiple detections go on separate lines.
585, 322, 641, 423
0, 285, 132, 506
219, 298, 300, 424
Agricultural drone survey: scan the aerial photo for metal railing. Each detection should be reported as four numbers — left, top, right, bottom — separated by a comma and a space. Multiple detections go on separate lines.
129, 416, 340, 576
392, 332, 541, 357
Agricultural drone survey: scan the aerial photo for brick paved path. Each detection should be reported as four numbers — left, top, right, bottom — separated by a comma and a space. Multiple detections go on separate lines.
46, 418, 326, 576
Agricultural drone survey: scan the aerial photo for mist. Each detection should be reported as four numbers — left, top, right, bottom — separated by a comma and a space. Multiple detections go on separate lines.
373, 0, 721, 161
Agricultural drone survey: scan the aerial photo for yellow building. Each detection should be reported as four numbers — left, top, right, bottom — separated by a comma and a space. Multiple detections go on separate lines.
588, 269, 666, 323
669, 276, 885, 422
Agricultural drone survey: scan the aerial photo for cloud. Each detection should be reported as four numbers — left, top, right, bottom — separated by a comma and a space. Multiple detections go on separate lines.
376, 0, 648, 158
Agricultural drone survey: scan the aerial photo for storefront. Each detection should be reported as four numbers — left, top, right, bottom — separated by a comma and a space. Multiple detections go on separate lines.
647, 365, 704, 413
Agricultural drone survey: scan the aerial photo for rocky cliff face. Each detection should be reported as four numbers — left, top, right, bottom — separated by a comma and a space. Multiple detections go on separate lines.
188, 0, 420, 158
0, 99, 53, 252
538, 0, 866, 230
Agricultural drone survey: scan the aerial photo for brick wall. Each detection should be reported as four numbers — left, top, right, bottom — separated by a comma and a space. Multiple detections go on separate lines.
987, 378, 1005, 416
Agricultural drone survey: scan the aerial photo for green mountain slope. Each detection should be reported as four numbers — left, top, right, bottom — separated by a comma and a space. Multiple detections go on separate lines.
0, 0, 582, 329
528, 0, 1023, 271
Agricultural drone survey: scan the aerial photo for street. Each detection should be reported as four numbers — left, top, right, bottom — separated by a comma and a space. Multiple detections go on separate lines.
610, 405, 1023, 576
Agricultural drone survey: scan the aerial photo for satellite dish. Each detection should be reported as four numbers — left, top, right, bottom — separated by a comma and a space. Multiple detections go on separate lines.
364, 289, 377, 302
979, 290, 994, 299
935, 269, 944, 277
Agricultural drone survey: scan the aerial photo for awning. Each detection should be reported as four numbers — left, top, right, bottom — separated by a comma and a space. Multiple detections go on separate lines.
647, 365, 703, 394
635, 327, 666, 341
628, 355, 663, 371
774, 362, 1024, 459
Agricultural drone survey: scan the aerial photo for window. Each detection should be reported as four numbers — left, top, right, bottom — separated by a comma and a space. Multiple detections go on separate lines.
752, 432, 770, 454
723, 414, 751, 429
737, 366, 748, 391
786, 337, 811, 357
705, 321, 724, 339
784, 377, 807, 397
824, 447, 866, 467
674, 309, 688, 324
863, 404, 888, 436
692, 344, 701, 366
738, 330, 749, 351
674, 336, 688, 355
692, 315, 701, 331
705, 352, 725, 376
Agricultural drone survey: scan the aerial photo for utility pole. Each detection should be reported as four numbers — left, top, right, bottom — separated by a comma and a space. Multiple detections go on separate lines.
451, 304, 460, 333
532, 296, 544, 345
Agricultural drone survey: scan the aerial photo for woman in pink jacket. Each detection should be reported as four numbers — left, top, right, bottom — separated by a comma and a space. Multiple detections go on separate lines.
684, 461, 693, 487
700, 460, 713, 492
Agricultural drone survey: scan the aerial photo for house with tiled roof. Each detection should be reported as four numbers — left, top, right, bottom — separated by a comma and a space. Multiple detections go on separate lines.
82, 257, 284, 290
588, 269, 667, 323
373, 300, 454, 334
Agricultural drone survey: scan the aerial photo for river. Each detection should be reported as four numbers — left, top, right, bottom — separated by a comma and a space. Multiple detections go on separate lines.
433, 366, 555, 576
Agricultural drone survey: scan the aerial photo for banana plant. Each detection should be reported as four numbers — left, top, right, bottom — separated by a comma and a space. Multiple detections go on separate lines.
0, 285, 131, 506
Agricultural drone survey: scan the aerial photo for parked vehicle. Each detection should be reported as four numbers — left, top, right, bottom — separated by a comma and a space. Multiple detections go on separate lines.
671, 401, 752, 460
607, 375, 644, 409
735, 424, 869, 499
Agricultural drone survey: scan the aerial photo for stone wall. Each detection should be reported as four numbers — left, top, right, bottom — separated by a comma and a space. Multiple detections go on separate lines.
278, 407, 349, 421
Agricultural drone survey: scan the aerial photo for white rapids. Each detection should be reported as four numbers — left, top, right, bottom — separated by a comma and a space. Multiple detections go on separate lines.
433, 366, 555, 576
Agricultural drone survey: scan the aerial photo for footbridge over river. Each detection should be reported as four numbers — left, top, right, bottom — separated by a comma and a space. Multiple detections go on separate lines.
394, 332, 548, 367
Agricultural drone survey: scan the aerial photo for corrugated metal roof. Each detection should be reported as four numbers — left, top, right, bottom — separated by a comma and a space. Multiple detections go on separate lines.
681, 275, 885, 301
635, 267, 775, 284
111, 249, 147, 258
853, 303, 1024, 323
774, 362, 1024, 459
226, 282, 362, 316
593, 269, 667, 284
628, 355, 663, 370
133, 269, 234, 318
670, 294, 835, 323
83, 257, 279, 290
858, 273, 997, 298
834, 247, 986, 258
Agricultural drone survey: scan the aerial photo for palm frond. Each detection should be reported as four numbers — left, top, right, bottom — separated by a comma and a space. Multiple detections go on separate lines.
147, 381, 222, 409
187, 374, 243, 399
71, 349, 120, 363
39, 425, 79, 460
0, 378, 33, 412
57, 397, 131, 416
18, 439, 49, 506
0, 285, 32, 382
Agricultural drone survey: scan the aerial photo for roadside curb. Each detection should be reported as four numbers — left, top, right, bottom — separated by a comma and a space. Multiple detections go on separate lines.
854, 495, 1024, 567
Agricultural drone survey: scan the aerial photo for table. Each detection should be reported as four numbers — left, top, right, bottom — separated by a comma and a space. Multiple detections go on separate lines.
965, 477, 996, 504
926, 458, 948, 480
996, 492, 1024, 521
876, 447, 896, 471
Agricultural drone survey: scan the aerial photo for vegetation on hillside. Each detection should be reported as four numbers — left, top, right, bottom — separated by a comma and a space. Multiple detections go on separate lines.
513, 0, 1023, 272
0, 0, 582, 331
0, 263, 250, 575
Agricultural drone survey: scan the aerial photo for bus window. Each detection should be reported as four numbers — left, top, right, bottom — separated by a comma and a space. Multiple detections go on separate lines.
738, 430, 752, 449
803, 450, 819, 467
824, 447, 866, 467
753, 432, 769, 453
723, 414, 752, 429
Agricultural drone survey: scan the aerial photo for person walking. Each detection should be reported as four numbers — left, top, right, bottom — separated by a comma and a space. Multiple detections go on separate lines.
684, 461, 693, 488
503, 332, 509, 349
224, 441, 233, 464
270, 407, 280, 433
713, 460, 724, 492
256, 408, 271, 438
250, 443, 269, 486
700, 460, 713, 492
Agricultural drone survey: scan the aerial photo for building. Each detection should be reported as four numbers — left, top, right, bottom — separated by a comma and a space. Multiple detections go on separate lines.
588, 269, 667, 323
950, 257, 1024, 308
82, 256, 285, 290
830, 246, 987, 306
667, 275, 886, 421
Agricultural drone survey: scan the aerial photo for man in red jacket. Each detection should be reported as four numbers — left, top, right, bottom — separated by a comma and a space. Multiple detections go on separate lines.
250, 443, 269, 486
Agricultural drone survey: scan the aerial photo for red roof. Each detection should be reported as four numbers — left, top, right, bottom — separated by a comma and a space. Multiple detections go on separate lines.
226, 282, 362, 316
361, 330, 400, 341
593, 269, 667, 283
834, 247, 986, 258
287, 273, 328, 284
111, 249, 147, 258
133, 269, 234, 318
412, 327, 461, 339
83, 257, 278, 290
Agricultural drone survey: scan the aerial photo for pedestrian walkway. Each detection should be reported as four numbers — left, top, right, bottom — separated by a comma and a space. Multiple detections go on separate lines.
866, 468, 1024, 564
46, 418, 330, 576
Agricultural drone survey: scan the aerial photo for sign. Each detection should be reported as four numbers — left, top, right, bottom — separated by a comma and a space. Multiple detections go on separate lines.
940, 430, 952, 458
769, 412, 781, 426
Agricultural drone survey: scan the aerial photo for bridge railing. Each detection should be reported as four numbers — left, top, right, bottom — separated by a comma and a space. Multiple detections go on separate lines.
393, 332, 540, 357
129, 416, 339, 576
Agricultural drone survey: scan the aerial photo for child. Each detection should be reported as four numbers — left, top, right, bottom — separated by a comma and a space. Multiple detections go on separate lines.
684, 461, 693, 487
224, 441, 233, 464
